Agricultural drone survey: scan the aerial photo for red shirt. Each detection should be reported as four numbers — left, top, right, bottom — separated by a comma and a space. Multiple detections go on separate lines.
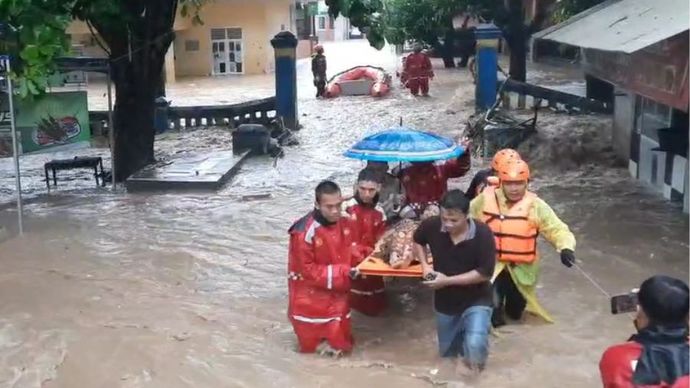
344, 197, 386, 254
400, 154, 471, 205
403, 52, 433, 78
343, 198, 388, 316
600, 341, 690, 388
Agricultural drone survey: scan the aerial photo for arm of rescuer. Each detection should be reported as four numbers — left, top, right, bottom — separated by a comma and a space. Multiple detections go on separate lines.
439, 141, 472, 179
291, 231, 351, 292
532, 198, 576, 253
599, 343, 638, 388
412, 219, 433, 277
439, 151, 471, 179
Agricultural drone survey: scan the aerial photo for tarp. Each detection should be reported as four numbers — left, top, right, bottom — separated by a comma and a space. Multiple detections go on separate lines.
533, 0, 690, 53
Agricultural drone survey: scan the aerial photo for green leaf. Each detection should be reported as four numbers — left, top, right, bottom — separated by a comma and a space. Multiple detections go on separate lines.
18, 79, 29, 98
20, 45, 40, 62
27, 79, 39, 95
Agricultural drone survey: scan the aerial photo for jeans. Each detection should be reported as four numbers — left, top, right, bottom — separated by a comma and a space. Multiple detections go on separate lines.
435, 305, 492, 367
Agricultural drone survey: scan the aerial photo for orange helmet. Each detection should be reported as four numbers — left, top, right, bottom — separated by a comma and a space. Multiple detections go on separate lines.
491, 148, 521, 171
498, 159, 530, 182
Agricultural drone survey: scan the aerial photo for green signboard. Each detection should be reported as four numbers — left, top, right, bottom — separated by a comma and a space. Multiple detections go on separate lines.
0, 91, 90, 155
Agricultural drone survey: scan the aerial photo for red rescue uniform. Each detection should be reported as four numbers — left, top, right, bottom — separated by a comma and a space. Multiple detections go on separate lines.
600, 341, 690, 388
287, 211, 359, 353
344, 196, 387, 316
400, 154, 471, 206
403, 52, 433, 96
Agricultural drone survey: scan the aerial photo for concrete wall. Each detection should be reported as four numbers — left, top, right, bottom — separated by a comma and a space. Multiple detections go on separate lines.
625, 93, 689, 212
297, 39, 313, 59
263, 0, 296, 73
314, 15, 349, 41
164, 45, 176, 83
612, 86, 634, 162
333, 16, 349, 41
173, 0, 293, 77
174, 2, 266, 76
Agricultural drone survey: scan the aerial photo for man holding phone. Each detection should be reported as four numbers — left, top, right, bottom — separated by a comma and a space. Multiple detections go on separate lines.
412, 190, 496, 374
600, 275, 689, 388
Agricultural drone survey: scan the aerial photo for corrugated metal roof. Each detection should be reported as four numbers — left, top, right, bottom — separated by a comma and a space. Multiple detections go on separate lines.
534, 0, 689, 53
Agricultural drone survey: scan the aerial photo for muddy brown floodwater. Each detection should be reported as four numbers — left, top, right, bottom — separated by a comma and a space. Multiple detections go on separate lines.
0, 41, 687, 388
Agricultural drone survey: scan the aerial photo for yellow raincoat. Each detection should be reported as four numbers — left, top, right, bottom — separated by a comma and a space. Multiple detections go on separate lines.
469, 188, 576, 323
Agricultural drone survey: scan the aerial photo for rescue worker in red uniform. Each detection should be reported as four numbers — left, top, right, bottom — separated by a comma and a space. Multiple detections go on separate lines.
287, 180, 361, 356
399, 139, 471, 217
343, 169, 387, 316
600, 275, 689, 388
403, 43, 434, 96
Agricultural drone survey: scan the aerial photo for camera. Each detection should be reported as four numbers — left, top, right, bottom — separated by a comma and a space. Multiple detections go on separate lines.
610, 289, 639, 314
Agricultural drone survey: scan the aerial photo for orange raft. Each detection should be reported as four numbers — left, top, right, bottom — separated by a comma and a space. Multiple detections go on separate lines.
356, 256, 432, 278
325, 66, 392, 98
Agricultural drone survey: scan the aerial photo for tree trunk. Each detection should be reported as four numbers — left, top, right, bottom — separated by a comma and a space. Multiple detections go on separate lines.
111, 61, 160, 181
507, 33, 527, 82
90, 0, 177, 182
505, 0, 528, 82
157, 67, 167, 97
441, 30, 456, 68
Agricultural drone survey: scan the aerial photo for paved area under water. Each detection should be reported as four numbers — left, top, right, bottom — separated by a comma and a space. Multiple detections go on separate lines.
0, 40, 687, 387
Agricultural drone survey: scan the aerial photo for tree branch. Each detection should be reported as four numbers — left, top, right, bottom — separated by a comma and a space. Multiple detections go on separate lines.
86, 20, 111, 56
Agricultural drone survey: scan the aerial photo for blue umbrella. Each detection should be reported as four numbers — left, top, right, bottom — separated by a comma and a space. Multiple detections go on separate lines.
343, 126, 464, 162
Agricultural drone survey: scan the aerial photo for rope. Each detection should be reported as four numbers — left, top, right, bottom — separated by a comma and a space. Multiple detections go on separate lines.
573, 263, 611, 298
573, 263, 636, 319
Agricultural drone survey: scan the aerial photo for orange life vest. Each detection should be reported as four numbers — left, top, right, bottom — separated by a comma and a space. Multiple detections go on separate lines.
481, 187, 539, 264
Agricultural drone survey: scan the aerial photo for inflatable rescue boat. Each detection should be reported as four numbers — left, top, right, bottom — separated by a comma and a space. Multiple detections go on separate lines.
325, 66, 392, 98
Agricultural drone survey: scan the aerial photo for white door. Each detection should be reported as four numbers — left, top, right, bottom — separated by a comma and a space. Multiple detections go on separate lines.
211, 28, 243, 75
211, 40, 227, 74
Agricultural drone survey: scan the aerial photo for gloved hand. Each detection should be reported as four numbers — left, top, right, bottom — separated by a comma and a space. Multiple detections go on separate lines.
560, 249, 576, 268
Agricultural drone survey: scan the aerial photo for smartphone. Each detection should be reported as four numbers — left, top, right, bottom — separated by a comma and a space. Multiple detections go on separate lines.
610, 291, 639, 314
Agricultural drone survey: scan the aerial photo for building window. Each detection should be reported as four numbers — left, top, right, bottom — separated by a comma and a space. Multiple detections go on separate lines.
211, 28, 226, 40
635, 96, 672, 142
185, 40, 199, 51
317, 15, 326, 30
226, 28, 242, 40
328, 16, 335, 30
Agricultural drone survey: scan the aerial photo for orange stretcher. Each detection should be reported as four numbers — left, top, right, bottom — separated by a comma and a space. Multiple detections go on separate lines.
356, 256, 432, 278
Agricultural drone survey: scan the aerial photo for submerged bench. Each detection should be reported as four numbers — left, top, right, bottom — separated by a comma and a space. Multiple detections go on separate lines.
44, 156, 105, 189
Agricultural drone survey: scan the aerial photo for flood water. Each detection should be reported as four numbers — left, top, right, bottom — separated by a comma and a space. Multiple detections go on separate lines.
0, 41, 688, 388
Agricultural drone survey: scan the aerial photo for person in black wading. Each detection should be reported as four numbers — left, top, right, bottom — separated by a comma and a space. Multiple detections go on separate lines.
599, 275, 689, 387
412, 189, 496, 374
